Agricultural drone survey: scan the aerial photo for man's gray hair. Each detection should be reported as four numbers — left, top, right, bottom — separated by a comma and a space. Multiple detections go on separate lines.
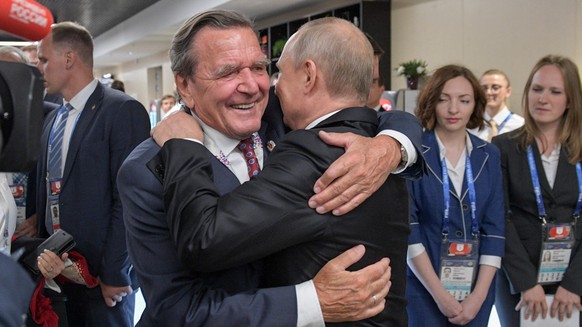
0, 46, 28, 63
285, 17, 373, 102
170, 10, 254, 79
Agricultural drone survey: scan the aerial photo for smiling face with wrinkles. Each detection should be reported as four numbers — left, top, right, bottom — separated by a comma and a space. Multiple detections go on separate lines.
176, 26, 270, 140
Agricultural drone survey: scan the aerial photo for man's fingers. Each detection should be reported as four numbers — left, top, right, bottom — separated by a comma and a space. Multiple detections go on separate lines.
311, 158, 350, 197
311, 131, 358, 195
331, 193, 368, 216
310, 182, 361, 215
326, 245, 366, 270
318, 131, 354, 148
369, 262, 391, 300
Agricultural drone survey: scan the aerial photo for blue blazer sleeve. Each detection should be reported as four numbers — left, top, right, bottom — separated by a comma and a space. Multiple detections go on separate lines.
118, 139, 298, 327
377, 110, 425, 180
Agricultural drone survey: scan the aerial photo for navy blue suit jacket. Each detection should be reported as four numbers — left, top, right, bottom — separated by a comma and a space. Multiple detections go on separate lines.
0, 254, 34, 327
36, 83, 150, 287
118, 109, 298, 326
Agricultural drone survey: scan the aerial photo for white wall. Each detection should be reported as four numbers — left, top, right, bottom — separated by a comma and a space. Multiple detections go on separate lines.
105, 50, 176, 107
109, 0, 582, 114
391, 0, 582, 115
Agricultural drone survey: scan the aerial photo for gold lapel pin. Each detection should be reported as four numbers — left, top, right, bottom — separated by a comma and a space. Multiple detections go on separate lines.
267, 140, 276, 152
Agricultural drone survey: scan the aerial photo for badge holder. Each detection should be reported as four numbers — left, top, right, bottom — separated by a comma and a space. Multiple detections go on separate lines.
537, 222, 574, 284
439, 238, 479, 301
48, 177, 63, 231
10, 183, 26, 225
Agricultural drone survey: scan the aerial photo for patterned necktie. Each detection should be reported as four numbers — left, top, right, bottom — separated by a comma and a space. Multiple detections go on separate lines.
487, 119, 498, 142
238, 136, 261, 178
47, 103, 73, 178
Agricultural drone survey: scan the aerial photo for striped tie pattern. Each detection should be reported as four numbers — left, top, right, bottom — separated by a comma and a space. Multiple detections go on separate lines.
47, 103, 72, 178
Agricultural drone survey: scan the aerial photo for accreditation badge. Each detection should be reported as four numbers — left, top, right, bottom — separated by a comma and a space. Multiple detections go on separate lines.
439, 239, 479, 301
10, 183, 26, 225
49, 178, 63, 196
48, 196, 61, 231
537, 223, 574, 284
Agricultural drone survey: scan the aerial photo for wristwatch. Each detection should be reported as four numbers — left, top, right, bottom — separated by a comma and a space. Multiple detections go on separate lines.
397, 143, 408, 171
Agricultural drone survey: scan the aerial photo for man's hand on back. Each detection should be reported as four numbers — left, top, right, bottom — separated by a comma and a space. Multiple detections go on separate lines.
314, 244, 391, 322
309, 132, 400, 216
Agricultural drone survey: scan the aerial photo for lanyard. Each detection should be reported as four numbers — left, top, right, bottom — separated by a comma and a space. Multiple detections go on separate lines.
441, 149, 479, 238
496, 112, 513, 132
526, 145, 582, 223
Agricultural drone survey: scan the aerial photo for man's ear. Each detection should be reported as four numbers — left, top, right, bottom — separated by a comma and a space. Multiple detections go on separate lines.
65, 51, 74, 69
303, 59, 317, 93
175, 74, 194, 108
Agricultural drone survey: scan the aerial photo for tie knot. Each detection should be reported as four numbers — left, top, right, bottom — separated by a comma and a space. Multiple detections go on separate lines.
64, 103, 74, 111
489, 119, 497, 127
238, 137, 254, 151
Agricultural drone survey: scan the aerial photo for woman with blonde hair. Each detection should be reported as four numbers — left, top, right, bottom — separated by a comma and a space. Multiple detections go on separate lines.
493, 55, 582, 326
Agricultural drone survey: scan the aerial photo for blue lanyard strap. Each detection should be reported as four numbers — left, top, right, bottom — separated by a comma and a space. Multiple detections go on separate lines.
575, 162, 582, 219
441, 156, 450, 236
497, 113, 513, 131
526, 146, 546, 222
527, 145, 582, 223
465, 154, 479, 236
441, 149, 479, 238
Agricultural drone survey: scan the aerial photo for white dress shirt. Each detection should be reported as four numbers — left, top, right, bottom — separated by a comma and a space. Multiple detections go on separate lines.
0, 173, 16, 255
541, 144, 561, 189
469, 106, 525, 142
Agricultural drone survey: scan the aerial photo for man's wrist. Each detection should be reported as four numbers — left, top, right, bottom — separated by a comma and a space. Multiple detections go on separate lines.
396, 142, 407, 171
296, 280, 325, 327
377, 130, 417, 173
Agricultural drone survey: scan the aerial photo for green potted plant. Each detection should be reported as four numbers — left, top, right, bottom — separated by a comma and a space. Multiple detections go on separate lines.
396, 59, 427, 90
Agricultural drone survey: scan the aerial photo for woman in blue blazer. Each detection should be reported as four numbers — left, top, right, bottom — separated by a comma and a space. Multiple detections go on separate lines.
406, 65, 505, 326
493, 55, 582, 326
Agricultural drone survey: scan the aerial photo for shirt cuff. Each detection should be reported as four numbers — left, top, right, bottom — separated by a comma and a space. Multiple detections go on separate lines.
407, 243, 426, 260
296, 280, 325, 327
378, 130, 417, 174
479, 255, 502, 269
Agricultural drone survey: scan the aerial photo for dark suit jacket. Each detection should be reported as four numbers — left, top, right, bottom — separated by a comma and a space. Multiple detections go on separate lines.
493, 129, 582, 295
0, 254, 34, 327
36, 83, 150, 287
117, 109, 298, 326
120, 89, 423, 325
159, 107, 410, 326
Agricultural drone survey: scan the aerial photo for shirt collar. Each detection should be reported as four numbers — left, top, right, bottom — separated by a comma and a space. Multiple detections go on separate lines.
66, 79, 99, 112
191, 112, 244, 158
484, 106, 510, 123
305, 110, 341, 130
435, 131, 473, 161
